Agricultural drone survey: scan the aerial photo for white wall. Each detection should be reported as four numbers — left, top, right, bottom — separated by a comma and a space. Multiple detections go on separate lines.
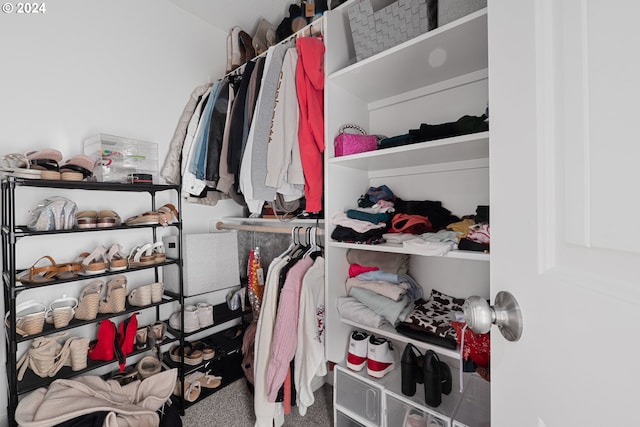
0, 1, 243, 423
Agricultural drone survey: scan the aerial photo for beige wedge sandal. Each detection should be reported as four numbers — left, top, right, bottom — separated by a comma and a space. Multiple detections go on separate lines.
98, 275, 127, 314
75, 280, 104, 321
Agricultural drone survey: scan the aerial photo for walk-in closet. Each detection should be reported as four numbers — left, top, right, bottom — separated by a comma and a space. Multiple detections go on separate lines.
2, 1, 640, 426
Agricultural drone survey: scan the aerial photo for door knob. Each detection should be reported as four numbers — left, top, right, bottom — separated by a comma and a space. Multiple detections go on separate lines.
462, 291, 523, 341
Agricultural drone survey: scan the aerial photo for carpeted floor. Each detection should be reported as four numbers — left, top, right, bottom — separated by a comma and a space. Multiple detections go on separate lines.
181, 379, 334, 426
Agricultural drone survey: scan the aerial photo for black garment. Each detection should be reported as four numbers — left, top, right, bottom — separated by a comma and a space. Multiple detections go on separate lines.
408, 114, 489, 143
393, 198, 460, 231
227, 60, 256, 177
330, 225, 385, 244
204, 78, 231, 183
238, 56, 266, 168
158, 400, 183, 427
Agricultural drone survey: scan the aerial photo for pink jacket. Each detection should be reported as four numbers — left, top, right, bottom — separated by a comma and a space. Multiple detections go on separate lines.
296, 37, 325, 213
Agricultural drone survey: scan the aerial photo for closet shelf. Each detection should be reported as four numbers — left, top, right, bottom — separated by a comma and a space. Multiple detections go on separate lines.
4, 177, 178, 193
14, 296, 179, 344
8, 259, 181, 293
16, 335, 177, 395
3, 222, 181, 239
340, 318, 460, 360
327, 9, 488, 103
328, 241, 489, 261
327, 132, 489, 172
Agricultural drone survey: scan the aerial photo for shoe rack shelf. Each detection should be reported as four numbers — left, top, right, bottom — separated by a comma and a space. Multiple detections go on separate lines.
163, 324, 246, 410
1, 176, 185, 426
16, 334, 177, 395
164, 299, 251, 339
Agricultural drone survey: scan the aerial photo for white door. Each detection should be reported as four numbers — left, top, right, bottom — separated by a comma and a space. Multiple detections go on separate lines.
490, 0, 640, 425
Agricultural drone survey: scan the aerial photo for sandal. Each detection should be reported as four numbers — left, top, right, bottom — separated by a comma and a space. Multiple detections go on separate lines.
98, 210, 121, 228
125, 211, 164, 226
106, 243, 128, 271
169, 342, 203, 366
76, 211, 98, 229
128, 243, 155, 268
55, 262, 83, 280
151, 241, 166, 263
45, 294, 78, 328
173, 379, 201, 402
78, 246, 108, 274
98, 275, 127, 314
185, 370, 221, 389
127, 285, 151, 307
158, 203, 179, 225
4, 300, 47, 336
191, 340, 216, 360
136, 355, 162, 379
75, 280, 104, 320
16, 255, 58, 284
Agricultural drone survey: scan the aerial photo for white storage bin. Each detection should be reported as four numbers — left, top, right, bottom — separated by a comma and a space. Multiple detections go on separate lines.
452, 375, 490, 427
386, 393, 450, 427
162, 231, 240, 297
335, 366, 385, 426
84, 133, 158, 183
336, 410, 369, 427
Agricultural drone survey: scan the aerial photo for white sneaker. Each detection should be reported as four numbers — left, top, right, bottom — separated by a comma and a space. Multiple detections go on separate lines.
169, 305, 200, 333
347, 330, 369, 371
197, 303, 213, 328
367, 336, 395, 378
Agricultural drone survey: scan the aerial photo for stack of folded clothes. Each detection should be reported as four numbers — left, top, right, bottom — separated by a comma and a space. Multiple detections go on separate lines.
330, 185, 396, 244
336, 249, 420, 328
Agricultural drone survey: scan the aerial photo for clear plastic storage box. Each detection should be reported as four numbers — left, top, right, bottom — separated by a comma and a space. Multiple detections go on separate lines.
84, 133, 158, 183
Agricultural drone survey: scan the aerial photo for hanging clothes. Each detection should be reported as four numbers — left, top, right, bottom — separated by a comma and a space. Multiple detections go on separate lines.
250, 44, 288, 203
215, 81, 237, 194
247, 247, 264, 320
294, 255, 326, 416
227, 61, 256, 179
239, 54, 272, 214
295, 37, 325, 213
266, 47, 305, 202
254, 255, 290, 427
265, 255, 314, 402
204, 78, 231, 186
161, 83, 212, 185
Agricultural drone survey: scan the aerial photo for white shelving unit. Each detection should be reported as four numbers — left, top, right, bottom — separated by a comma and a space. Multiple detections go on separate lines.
323, 4, 491, 426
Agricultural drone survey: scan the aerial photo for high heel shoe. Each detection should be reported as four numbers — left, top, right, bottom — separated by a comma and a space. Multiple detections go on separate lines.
74, 280, 104, 321
98, 275, 127, 314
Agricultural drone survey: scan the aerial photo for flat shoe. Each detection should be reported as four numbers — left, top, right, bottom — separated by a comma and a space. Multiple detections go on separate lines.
174, 379, 201, 402
16, 255, 58, 284
98, 210, 121, 228
26, 149, 63, 162
185, 370, 221, 389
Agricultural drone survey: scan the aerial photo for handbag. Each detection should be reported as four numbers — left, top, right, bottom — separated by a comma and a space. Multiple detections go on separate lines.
334, 124, 378, 157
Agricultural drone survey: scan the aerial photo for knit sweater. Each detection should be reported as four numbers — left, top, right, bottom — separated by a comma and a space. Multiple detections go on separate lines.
265, 256, 314, 402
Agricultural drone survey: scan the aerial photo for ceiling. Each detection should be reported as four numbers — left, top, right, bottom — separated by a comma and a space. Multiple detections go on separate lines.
167, 0, 294, 35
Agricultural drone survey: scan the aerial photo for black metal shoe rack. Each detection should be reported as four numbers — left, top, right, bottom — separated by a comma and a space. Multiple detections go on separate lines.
0, 176, 185, 426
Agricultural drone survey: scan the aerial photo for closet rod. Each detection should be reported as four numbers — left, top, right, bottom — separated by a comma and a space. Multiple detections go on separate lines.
215, 221, 324, 235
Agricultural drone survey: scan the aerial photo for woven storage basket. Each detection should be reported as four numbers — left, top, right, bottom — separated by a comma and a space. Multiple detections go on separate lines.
347, 0, 437, 62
